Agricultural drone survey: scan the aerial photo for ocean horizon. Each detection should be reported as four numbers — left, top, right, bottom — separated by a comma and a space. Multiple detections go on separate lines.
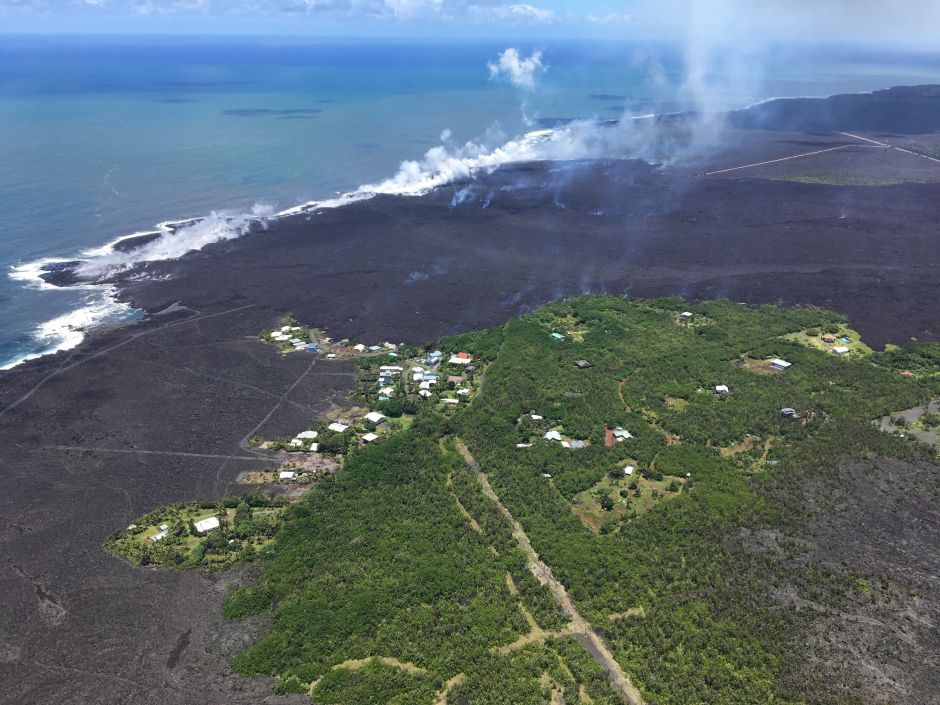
2, 34, 939, 370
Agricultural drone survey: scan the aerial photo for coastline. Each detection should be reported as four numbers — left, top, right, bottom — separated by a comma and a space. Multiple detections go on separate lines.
6, 84, 940, 372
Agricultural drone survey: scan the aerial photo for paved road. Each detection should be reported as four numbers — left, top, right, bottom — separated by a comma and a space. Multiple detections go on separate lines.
455, 439, 645, 705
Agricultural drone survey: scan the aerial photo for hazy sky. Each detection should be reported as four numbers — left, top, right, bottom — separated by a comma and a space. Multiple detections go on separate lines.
1, 0, 939, 42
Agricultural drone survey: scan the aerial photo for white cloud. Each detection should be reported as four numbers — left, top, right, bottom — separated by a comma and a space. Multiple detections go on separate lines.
585, 11, 631, 24
383, 0, 442, 18
487, 47, 546, 90
470, 2, 554, 23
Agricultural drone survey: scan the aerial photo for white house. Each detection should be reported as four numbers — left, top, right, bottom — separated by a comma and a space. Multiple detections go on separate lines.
832, 346, 850, 355
296, 430, 318, 439
280, 326, 291, 332
279, 471, 296, 480
680, 311, 693, 319
150, 530, 167, 542
456, 388, 471, 396
365, 411, 386, 424
379, 386, 396, 396
418, 389, 432, 398
194, 516, 220, 534
442, 398, 459, 405
361, 432, 379, 444
715, 384, 730, 395
289, 438, 304, 448
770, 358, 792, 371
612, 428, 633, 441
530, 414, 543, 421
623, 465, 635, 476
516, 443, 533, 448
353, 343, 366, 352
328, 422, 349, 433
310, 443, 319, 452
544, 430, 563, 441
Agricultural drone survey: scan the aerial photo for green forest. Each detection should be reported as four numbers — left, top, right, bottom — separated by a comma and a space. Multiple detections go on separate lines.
139, 296, 940, 704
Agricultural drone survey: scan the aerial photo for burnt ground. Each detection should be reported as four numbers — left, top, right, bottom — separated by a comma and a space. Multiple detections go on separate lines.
107, 129, 940, 350
0, 305, 355, 705
2, 89, 940, 704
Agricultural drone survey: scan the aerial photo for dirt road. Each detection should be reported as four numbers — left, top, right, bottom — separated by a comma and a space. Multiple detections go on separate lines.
455, 440, 645, 705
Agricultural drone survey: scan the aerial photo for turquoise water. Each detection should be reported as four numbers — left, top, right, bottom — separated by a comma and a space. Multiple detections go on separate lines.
1, 35, 939, 368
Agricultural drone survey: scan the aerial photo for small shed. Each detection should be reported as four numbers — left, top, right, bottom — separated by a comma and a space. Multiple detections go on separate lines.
328, 422, 349, 433
623, 465, 635, 476
418, 389, 432, 398
574, 360, 592, 369
279, 471, 296, 480
770, 359, 792, 371
550, 333, 566, 341
442, 398, 460, 405
361, 432, 379, 444
715, 384, 730, 395
297, 430, 318, 439
832, 346, 850, 355
781, 408, 798, 419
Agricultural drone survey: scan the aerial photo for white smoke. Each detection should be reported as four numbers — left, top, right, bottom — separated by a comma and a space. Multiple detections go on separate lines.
488, 48, 546, 90
76, 203, 275, 280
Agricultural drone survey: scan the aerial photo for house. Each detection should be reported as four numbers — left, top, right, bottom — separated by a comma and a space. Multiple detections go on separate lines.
680, 311, 693, 320
380, 365, 404, 373
424, 375, 439, 383
465, 365, 477, 373
326, 353, 337, 359
715, 384, 730, 395
280, 326, 291, 333
449, 352, 473, 365
412, 372, 425, 382
544, 430, 563, 441
550, 332, 565, 341
530, 414, 543, 421
361, 432, 379, 444
310, 443, 319, 452
569, 440, 586, 449
516, 443, 532, 448
353, 344, 366, 352
821, 334, 837, 343
194, 516, 221, 534
781, 408, 798, 419
623, 465, 635, 476
419, 381, 432, 390
279, 471, 296, 481
447, 375, 464, 384
442, 398, 459, 405
365, 411, 386, 425
770, 358, 792, 371
379, 386, 396, 396
368, 345, 382, 352
297, 430, 318, 439
612, 428, 633, 441
418, 389, 432, 398
289, 338, 303, 345
289, 438, 304, 448
561, 441, 571, 448
150, 530, 167, 542
574, 360, 592, 369
327, 422, 349, 433
456, 388, 470, 396
305, 343, 319, 352
383, 342, 398, 350
832, 346, 850, 355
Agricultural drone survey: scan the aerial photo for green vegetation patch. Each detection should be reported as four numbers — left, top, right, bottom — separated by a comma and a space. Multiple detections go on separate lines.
107, 491, 286, 569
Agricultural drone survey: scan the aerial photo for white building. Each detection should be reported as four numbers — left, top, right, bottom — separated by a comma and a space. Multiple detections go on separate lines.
770, 358, 792, 371
361, 432, 379, 443
832, 346, 850, 355
328, 422, 349, 433
623, 465, 635, 476
193, 516, 220, 534
442, 398, 459, 405
279, 471, 296, 480
544, 430, 562, 441
296, 430, 318, 439
715, 384, 730, 395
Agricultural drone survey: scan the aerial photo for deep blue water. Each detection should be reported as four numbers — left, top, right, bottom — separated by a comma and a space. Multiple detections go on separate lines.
1, 35, 939, 369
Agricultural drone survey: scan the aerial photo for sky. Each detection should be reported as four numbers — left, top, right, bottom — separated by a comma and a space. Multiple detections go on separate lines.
0, 0, 939, 43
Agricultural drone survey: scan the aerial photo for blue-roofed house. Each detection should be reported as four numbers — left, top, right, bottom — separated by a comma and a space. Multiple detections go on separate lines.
306, 342, 319, 352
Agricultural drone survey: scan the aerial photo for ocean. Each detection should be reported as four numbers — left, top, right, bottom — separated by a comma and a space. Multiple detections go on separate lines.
1, 34, 939, 370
